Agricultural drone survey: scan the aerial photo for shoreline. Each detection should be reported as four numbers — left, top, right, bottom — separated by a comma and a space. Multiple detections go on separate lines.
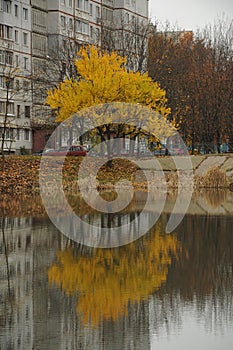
0, 188, 232, 218
0, 154, 232, 194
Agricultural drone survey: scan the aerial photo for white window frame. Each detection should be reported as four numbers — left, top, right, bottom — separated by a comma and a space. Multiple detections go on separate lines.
61, 15, 66, 27
23, 8, 28, 20
23, 57, 29, 70
23, 32, 28, 46
14, 4, 18, 16
24, 129, 30, 141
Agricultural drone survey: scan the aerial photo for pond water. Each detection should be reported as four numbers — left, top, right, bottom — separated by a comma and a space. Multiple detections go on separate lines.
0, 191, 232, 350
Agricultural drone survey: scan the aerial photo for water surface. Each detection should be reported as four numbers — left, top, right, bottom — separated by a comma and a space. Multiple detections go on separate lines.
0, 191, 232, 349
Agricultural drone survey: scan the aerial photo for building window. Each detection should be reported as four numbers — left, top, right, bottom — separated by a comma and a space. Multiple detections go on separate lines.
75, 20, 88, 34
90, 25, 93, 38
25, 106, 30, 118
33, 34, 46, 53
0, 76, 12, 89
0, 25, 3, 38
16, 129, 20, 140
23, 8, 28, 20
0, 50, 3, 64
62, 39, 66, 50
61, 16, 66, 27
69, 0, 72, 7
0, 76, 5, 88
76, 0, 82, 9
5, 25, 12, 40
84, 0, 88, 12
15, 30, 19, 43
76, 20, 81, 32
61, 0, 65, 5
6, 77, 14, 89
82, 22, 89, 34
69, 18, 73, 30
8, 103, 14, 115
125, 13, 129, 23
96, 5, 100, 19
14, 4, 18, 16
23, 80, 30, 90
0, 101, 14, 114
24, 129, 30, 141
15, 55, 19, 67
23, 57, 29, 70
15, 80, 20, 91
0, 101, 5, 114
89, 3, 92, 16
23, 33, 28, 46
17, 105, 20, 118
5, 51, 13, 65
102, 8, 113, 22
32, 11, 46, 28
3, 1, 11, 13
5, 128, 14, 140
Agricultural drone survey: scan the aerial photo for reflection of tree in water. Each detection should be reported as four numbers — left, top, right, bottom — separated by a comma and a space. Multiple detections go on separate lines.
48, 223, 182, 326
0, 213, 15, 329
0, 195, 46, 217
196, 189, 228, 208
150, 214, 233, 336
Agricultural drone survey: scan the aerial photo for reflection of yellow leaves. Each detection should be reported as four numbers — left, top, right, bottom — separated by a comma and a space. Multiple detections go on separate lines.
48, 224, 181, 326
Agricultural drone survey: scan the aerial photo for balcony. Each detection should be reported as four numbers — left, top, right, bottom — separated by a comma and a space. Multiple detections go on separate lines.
102, 0, 114, 7
31, 0, 47, 11
75, 9, 90, 22
0, 38, 13, 50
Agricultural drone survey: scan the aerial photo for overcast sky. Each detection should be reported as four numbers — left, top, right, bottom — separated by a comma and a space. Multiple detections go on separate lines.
149, 0, 233, 31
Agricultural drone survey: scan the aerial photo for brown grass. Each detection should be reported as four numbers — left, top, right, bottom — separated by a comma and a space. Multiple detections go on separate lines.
195, 167, 229, 189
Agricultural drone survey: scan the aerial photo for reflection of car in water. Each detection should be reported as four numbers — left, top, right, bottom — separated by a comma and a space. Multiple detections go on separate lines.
154, 144, 167, 156
44, 145, 87, 156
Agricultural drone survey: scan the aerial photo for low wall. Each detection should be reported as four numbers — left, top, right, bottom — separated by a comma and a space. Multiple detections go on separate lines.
136, 154, 233, 189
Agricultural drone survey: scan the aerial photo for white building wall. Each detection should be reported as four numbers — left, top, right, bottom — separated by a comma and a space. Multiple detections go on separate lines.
0, 0, 33, 153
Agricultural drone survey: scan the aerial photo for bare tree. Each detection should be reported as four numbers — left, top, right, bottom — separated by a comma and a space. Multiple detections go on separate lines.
98, 16, 151, 72
148, 19, 233, 153
0, 63, 32, 164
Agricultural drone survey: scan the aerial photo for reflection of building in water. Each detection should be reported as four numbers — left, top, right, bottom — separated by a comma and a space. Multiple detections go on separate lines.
0, 217, 61, 349
0, 217, 34, 350
0, 211, 232, 349
99, 302, 150, 350
55, 208, 157, 247
58, 297, 151, 350
0, 214, 152, 349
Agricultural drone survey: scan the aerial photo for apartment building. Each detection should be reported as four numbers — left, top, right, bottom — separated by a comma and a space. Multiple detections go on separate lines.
0, 0, 149, 154
47, 1, 148, 47
0, 0, 32, 153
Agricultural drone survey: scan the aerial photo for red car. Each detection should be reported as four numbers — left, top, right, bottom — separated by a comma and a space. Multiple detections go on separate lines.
45, 145, 87, 157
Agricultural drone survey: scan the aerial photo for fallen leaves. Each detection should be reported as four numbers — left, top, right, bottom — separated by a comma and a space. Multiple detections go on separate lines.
0, 156, 139, 195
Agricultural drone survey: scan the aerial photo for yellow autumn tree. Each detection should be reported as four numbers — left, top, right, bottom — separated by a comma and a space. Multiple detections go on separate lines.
46, 46, 170, 122
48, 223, 182, 327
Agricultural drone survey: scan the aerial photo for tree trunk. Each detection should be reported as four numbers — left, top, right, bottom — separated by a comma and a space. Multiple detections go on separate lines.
1, 87, 10, 168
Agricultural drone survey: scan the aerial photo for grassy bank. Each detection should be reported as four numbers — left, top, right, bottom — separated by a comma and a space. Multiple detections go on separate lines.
0, 156, 138, 194
0, 155, 231, 195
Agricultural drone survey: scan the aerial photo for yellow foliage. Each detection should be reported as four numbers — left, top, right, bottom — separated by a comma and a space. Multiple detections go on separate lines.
46, 46, 170, 122
48, 223, 181, 326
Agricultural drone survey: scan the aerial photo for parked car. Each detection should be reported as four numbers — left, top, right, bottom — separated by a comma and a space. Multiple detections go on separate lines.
32, 150, 43, 156
45, 145, 87, 157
